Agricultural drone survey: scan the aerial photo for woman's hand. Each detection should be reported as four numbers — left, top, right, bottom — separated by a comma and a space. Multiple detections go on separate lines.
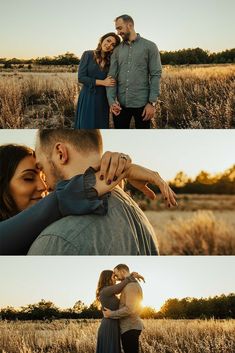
99, 151, 131, 184
126, 164, 177, 208
130, 272, 145, 283
92, 152, 131, 196
103, 76, 116, 87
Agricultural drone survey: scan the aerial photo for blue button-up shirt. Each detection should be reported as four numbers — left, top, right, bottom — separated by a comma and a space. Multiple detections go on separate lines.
106, 34, 162, 108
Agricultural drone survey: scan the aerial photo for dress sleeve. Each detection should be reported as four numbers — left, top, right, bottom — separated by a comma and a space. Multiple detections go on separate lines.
78, 51, 96, 89
101, 276, 136, 297
0, 168, 108, 255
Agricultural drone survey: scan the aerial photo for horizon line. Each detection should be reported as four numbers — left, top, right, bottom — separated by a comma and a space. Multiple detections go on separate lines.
1, 291, 234, 311
1, 47, 234, 61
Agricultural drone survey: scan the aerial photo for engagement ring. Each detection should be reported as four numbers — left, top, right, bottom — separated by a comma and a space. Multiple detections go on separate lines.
120, 154, 128, 161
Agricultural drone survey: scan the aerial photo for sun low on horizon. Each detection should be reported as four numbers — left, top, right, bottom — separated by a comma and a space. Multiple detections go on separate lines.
0, 257, 234, 311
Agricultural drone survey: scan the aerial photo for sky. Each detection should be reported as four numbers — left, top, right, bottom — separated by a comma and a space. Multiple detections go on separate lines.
0, 256, 234, 310
0, 0, 234, 58
0, 129, 234, 180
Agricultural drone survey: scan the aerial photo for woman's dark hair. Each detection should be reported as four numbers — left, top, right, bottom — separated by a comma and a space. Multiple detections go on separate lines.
93, 32, 120, 70
0, 144, 34, 220
96, 270, 114, 302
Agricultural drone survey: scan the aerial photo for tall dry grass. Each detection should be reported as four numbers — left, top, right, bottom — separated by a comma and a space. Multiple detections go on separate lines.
0, 319, 234, 353
157, 210, 235, 255
0, 64, 234, 128
0, 73, 78, 128
156, 65, 235, 128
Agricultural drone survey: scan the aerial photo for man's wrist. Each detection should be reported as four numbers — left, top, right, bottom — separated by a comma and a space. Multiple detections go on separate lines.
148, 101, 157, 107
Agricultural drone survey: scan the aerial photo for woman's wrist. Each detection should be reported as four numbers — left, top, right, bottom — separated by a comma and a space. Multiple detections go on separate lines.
96, 79, 105, 86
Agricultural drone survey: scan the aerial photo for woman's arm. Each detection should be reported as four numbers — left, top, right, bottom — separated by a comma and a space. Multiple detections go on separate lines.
78, 51, 96, 88
101, 276, 136, 297
0, 170, 107, 255
78, 51, 115, 88
0, 151, 132, 255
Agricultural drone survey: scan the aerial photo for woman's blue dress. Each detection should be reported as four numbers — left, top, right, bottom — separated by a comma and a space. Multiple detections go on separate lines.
74, 50, 109, 129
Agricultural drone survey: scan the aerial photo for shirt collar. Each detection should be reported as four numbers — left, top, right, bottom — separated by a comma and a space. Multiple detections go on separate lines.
122, 33, 141, 46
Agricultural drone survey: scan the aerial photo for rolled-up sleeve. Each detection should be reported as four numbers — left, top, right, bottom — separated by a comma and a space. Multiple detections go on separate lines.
106, 48, 119, 106
148, 43, 162, 102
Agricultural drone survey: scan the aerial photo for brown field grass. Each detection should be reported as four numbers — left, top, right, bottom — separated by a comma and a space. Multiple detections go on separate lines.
142, 194, 235, 255
0, 64, 234, 128
0, 319, 234, 353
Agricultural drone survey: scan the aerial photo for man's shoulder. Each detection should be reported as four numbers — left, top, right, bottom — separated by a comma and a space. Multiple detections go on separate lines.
124, 281, 142, 291
140, 36, 157, 49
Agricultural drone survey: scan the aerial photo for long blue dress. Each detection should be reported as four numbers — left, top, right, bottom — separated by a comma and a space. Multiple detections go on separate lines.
74, 50, 110, 129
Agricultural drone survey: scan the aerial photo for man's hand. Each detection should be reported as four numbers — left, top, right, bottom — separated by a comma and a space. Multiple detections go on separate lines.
110, 101, 122, 116
99, 151, 132, 184
126, 164, 177, 208
103, 307, 112, 318
142, 103, 155, 121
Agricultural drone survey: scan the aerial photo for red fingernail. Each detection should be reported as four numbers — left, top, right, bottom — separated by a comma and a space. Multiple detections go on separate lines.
107, 179, 112, 185
113, 176, 117, 181
100, 175, 104, 180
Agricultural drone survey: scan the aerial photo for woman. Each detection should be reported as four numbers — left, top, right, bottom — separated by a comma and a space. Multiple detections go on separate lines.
74, 32, 120, 129
0, 144, 130, 255
95, 270, 143, 353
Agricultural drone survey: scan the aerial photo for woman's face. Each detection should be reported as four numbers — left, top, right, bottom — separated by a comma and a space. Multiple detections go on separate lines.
9, 155, 47, 212
111, 272, 117, 285
101, 36, 117, 53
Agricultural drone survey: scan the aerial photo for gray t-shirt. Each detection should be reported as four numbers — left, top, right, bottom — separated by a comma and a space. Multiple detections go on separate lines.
27, 188, 159, 255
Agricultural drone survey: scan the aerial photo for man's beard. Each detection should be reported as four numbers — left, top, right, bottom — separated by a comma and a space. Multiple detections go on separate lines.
122, 31, 131, 42
48, 160, 64, 190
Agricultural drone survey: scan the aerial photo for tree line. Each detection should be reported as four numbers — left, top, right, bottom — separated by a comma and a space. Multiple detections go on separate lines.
127, 165, 235, 197
0, 293, 234, 321
0, 48, 234, 68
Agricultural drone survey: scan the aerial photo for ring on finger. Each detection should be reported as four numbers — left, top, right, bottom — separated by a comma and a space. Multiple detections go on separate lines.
120, 154, 128, 161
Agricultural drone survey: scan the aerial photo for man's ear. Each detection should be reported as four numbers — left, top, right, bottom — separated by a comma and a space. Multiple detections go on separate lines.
52, 143, 69, 164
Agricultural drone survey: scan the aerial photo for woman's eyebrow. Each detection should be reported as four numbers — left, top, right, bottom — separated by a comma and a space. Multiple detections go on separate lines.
21, 169, 38, 174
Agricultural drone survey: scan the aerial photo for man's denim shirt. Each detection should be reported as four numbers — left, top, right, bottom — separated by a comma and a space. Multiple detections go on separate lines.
28, 188, 159, 256
106, 34, 162, 108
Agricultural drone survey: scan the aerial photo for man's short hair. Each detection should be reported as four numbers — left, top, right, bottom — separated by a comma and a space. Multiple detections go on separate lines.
114, 264, 130, 272
115, 14, 134, 25
38, 129, 103, 154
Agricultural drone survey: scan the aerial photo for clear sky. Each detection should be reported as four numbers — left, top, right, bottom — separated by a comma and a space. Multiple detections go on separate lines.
0, 0, 234, 58
0, 256, 234, 310
0, 129, 234, 180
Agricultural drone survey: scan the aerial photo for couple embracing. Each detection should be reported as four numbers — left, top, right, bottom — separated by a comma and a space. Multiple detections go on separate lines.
74, 14, 162, 129
96, 264, 144, 353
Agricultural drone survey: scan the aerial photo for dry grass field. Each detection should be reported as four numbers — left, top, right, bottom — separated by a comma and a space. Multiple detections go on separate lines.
142, 194, 235, 255
0, 319, 234, 353
0, 64, 234, 128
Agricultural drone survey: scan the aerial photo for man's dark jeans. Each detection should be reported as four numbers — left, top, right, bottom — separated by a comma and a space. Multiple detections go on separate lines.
113, 106, 151, 129
121, 329, 142, 353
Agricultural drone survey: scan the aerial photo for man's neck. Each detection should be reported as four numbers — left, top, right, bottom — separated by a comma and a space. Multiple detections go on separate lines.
128, 31, 137, 43
61, 152, 101, 180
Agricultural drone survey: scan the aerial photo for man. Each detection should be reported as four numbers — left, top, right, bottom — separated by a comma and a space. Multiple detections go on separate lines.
107, 14, 162, 129
103, 264, 144, 353
28, 129, 176, 255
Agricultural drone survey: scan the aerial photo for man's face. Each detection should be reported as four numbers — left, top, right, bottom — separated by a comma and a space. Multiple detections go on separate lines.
113, 268, 125, 281
35, 138, 62, 191
115, 19, 131, 41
